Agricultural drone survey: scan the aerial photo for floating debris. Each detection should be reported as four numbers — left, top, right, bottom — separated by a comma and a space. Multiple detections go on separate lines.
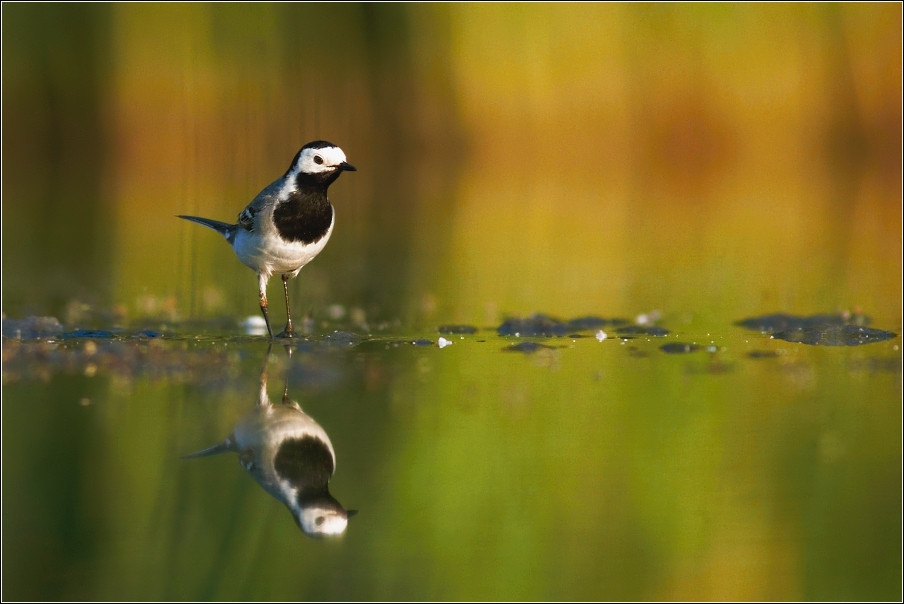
660, 342, 701, 354
2, 316, 64, 340
438, 325, 478, 335
503, 341, 555, 353
772, 324, 897, 347
437, 337, 453, 349
735, 312, 871, 333
616, 325, 670, 337
411, 339, 434, 347
595, 330, 608, 342
635, 311, 661, 326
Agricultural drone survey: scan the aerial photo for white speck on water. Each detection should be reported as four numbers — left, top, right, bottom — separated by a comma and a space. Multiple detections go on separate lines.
706, 345, 717, 352
636, 310, 661, 325
596, 330, 607, 342
242, 316, 268, 336
438, 337, 453, 349
515, 332, 520, 337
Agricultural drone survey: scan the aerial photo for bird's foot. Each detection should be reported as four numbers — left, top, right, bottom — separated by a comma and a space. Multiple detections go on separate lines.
275, 328, 298, 339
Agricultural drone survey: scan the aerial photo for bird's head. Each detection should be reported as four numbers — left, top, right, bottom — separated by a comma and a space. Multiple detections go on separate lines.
286, 141, 356, 188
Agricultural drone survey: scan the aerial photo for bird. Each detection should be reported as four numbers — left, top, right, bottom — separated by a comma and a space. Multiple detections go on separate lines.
184, 345, 356, 538
178, 141, 356, 338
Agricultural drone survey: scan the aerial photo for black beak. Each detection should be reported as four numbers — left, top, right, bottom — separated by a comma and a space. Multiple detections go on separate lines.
347, 509, 359, 519
338, 161, 356, 172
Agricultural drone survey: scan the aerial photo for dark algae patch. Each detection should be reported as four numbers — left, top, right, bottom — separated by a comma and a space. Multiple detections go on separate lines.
498, 314, 629, 337
773, 324, 897, 346
567, 316, 630, 330
735, 312, 871, 333
131, 330, 164, 338
735, 312, 896, 346
61, 330, 117, 339
497, 314, 574, 337
616, 325, 670, 337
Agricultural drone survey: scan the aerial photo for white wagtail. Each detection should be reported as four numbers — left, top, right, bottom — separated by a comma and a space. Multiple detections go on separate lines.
185, 347, 356, 537
179, 141, 356, 337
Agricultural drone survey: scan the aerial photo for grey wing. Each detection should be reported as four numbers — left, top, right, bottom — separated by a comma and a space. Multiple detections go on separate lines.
237, 205, 256, 231
237, 181, 282, 232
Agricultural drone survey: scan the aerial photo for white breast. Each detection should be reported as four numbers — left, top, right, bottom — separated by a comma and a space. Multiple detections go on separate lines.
232, 209, 334, 278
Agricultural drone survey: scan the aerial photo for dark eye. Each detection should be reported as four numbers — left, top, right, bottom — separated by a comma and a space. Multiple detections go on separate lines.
313, 155, 323, 165
315, 516, 325, 526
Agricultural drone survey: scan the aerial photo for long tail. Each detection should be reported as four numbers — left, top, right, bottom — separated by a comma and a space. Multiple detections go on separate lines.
178, 215, 238, 241
182, 436, 236, 459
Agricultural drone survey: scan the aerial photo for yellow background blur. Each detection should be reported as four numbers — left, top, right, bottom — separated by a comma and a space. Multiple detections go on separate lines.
2, 6, 901, 602
3, 3, 900, 327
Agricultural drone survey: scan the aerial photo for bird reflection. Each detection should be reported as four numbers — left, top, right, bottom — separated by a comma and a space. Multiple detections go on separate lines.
185, 345, 355, 538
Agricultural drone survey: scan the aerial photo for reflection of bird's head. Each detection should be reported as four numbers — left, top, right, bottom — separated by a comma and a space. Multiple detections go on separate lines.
270, 432, 356, 538
294, 496, 357, 538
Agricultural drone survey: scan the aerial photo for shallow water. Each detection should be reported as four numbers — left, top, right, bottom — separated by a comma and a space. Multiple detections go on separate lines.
2, 316, 900, 601
3, 3, 902, 600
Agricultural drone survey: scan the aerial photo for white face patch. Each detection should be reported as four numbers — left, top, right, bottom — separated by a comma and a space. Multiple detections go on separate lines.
294, 146, 348, 175
297, 505, 349, 537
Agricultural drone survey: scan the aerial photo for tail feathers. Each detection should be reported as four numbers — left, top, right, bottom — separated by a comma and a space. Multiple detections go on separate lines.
178, 215, 237, 240
182, 438, 236, 459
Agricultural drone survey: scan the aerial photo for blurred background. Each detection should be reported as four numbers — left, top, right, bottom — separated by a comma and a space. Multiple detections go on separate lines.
3, 3, 901, 327
2, 4, 902, 602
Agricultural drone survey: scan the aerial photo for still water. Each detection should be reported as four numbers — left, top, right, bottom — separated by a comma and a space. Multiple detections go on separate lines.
2, 313, 900, 600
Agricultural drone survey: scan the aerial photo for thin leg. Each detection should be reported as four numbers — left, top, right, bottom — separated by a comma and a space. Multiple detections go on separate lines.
258, 343, 273, 408
258, 273, 273, 338
277, 274, 297, 338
